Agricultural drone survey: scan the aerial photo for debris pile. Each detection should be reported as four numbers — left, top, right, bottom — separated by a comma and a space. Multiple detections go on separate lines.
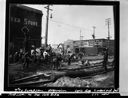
44, 77, 97, 87
44, 71, 114, 88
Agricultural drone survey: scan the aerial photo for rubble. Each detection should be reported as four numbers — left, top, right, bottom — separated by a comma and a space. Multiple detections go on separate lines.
44, 77, 89, 87
44, 76, 101, 87
44, 71, 114, 88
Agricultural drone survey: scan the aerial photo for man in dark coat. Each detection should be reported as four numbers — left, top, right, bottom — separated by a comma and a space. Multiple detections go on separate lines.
23, 52, 30, 69
103, 48, 108, 71
67, 51, 72, 65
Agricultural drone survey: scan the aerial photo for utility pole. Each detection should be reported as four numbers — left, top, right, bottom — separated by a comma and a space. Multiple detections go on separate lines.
80, 30, 84, 46
105, 18, 111, 49
92, 26, 96, 47
44, 5, 53, 47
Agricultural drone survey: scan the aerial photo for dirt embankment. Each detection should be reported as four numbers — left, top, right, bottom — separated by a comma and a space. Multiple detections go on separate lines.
43, 71, 114, 88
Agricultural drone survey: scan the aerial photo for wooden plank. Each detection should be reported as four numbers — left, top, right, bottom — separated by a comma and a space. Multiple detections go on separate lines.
12, 73, 50, 83
10, 79, 52, 87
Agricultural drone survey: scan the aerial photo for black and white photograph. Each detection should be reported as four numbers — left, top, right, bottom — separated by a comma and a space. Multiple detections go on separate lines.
0, 0, 123, 96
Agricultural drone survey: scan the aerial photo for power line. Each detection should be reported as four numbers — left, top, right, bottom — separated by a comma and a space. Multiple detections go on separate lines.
50, 19, 92, 31
50, 20, 93, 38
42, 17, 92, 32
49, 19, 92, 38
42, 17, 110, 40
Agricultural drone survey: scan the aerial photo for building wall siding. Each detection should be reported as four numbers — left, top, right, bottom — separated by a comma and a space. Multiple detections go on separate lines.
9, 4, 43, 54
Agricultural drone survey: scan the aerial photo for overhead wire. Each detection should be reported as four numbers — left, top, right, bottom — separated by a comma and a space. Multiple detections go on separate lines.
42, 17, 114, 39
42, 18, 93, 38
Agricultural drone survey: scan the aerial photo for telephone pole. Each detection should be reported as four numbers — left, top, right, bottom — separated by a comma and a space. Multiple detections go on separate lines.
44, 5, 53, 47
92, 26, 96, 39
80, 30, 84, 46
105, 18, 111, 49
92, 26, 96, 47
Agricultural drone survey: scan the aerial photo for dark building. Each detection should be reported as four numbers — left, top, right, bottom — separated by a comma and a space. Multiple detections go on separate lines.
9, 4, 43, 54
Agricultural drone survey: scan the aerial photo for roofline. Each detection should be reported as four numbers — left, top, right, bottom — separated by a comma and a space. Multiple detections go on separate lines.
73, 38, 114, 42
10, 4, 43, 15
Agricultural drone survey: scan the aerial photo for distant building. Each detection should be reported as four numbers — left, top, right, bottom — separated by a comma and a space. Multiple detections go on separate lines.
63, 39, 114, 55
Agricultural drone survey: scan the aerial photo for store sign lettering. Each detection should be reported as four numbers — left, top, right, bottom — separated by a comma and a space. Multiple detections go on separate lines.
10, 17, 38, 27
11, 17, 20, 23
24, 18, 38, 26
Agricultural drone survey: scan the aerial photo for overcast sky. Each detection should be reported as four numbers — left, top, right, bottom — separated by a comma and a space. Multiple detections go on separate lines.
24, 4, 114, 45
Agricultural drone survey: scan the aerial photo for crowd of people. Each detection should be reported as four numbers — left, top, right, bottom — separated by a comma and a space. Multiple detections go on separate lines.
9, 43, 111, 71
10, 44, 63, 70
